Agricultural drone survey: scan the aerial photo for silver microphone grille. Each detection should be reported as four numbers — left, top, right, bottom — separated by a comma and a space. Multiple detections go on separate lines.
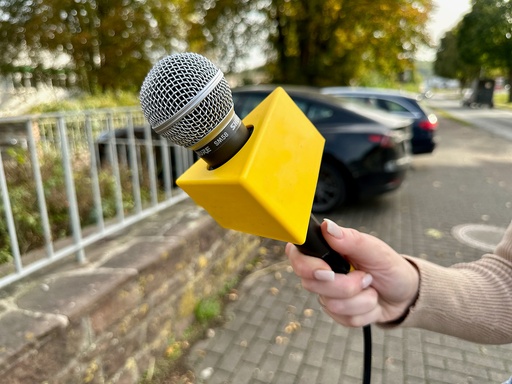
139, 52, 233, 148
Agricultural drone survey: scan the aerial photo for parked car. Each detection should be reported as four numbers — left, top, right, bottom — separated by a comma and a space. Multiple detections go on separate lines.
232, 86, 412, 213
95, 126, 195, 186
321, 87, 438, 155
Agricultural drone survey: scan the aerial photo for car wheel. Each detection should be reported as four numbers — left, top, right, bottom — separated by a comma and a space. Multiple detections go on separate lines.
312, 162, 347, 213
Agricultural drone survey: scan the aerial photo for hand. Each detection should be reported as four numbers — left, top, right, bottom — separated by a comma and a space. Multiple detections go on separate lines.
286, 219, 420, 327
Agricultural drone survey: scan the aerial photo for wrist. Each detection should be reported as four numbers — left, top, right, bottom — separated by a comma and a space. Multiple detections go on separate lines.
382, 258, 420, 326
388, 286, 419, 325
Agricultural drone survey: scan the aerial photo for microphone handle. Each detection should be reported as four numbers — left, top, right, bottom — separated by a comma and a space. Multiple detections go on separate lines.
295, 215, 352, 274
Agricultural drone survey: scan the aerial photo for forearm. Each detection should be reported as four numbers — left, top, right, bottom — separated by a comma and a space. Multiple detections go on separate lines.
380, 221, 512, 344
398, 255, 512, 344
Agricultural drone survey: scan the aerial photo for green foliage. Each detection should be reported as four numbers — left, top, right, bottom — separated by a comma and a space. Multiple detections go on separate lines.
189, 0, 433, 86
451, 0, 512, 101
0, 0, 183, 93
0, 0, 435, 92
434, 29, 479, 88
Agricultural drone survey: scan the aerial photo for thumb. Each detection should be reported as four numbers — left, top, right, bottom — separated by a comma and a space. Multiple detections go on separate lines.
321, 219, 398, 272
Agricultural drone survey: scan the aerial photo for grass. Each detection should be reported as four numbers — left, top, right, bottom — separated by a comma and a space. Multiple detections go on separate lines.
494, 91, 512, 109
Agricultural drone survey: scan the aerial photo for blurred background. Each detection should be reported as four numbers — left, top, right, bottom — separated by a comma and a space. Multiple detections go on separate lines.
0, 0, 509, 116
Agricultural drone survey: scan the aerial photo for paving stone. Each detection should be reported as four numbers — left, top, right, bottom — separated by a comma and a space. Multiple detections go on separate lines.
187, 116, 512, 383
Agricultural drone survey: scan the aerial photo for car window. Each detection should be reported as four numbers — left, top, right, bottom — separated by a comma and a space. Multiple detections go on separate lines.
233, 93, 333, 122
334, 95, 382, 111
232, 93, 267, 118
306, 103, 335, 121
288, 97, 335, 122
377, 99, 409, 113
352, 96, 378, 108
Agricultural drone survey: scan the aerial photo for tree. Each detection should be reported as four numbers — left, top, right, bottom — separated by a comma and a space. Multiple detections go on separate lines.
0, 0, 186, 93
434, 29, 479, 88
457, 0, 512, 102
184, 0, 266, 73
189, 0, 434, 86
0, 0, 436, 92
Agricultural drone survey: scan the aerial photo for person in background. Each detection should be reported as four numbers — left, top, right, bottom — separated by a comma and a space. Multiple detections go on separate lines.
286, 218, 512, 345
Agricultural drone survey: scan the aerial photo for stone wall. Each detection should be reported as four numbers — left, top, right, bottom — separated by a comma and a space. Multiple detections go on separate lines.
0, 200, 267, 383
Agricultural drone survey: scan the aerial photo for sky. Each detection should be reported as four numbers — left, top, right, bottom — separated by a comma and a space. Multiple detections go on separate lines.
419, 0, 472, 60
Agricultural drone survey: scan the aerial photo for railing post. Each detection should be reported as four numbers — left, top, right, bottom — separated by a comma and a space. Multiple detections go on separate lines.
57, 115, 85, 264
85, 112, 105, 232
0, 149, 22, 272
106, 112, 125, 222
26, 119, 54, 258
126, 112, 142, 213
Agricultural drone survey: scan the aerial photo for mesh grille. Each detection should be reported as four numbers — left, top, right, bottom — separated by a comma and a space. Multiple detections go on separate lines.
139, 52, 233, 148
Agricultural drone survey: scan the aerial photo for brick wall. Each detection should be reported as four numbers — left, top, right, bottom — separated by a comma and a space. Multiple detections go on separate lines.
0, 200, 266, 383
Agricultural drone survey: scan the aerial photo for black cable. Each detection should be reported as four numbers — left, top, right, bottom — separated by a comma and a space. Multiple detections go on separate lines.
362, 325, 372, 384
296, 217, 372, 383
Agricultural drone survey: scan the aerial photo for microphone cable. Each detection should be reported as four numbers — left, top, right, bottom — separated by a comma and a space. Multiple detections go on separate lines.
362, 324, 372, 384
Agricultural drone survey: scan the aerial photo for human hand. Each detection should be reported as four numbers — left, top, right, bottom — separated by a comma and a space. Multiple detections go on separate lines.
286, 219, 419, 327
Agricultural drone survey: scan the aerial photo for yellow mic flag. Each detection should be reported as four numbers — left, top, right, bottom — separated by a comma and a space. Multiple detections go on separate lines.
176, 87, 325, 244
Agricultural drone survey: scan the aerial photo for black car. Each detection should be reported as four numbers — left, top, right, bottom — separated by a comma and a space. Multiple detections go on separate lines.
95, 126, 195, 186
232, 86, 412, 212
321, 87, 438, 155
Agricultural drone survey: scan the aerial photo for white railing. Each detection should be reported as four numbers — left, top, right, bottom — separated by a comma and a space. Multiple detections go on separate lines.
0, 107, 195, 289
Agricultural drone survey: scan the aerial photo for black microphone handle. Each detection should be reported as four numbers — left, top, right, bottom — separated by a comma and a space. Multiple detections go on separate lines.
295, 215, 352, 274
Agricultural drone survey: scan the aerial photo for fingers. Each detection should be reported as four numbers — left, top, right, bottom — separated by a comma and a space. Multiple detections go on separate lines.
325, 306, 382, 328
320, 288, 378, 316
285, 242, 332, 280
318, 220, 420, 307
286, 242, 373, 297
317, 289, 381, 327
300, 269, 370, 297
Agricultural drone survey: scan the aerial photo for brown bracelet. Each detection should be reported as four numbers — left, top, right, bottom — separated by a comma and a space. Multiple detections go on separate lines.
382, 258, 420, 326
385, 295, 418, 326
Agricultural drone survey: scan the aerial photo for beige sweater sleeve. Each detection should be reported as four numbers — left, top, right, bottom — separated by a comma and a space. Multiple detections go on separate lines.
385, 220, 512, 344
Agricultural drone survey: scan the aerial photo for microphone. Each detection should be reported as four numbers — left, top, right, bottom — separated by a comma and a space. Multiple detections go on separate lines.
140, 52, 351, 274
140, 52, 251, 169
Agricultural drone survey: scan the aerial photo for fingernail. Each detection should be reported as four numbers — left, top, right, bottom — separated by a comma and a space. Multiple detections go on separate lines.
323, 218, 343, 239
314, 269, 335, 281
362, 274, 373, 289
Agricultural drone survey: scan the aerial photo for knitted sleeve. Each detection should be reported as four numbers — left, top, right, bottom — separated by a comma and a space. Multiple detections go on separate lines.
382, 220, 512, 344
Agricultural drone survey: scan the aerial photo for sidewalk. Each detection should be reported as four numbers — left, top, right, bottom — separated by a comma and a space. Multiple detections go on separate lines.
186, 116, 512, 384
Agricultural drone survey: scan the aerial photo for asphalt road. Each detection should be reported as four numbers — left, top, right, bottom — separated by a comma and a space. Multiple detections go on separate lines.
427, 96, 512, 141
188, 113, 512, 384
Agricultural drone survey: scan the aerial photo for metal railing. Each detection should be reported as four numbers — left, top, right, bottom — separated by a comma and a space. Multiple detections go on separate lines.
0, 107, 195, 289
